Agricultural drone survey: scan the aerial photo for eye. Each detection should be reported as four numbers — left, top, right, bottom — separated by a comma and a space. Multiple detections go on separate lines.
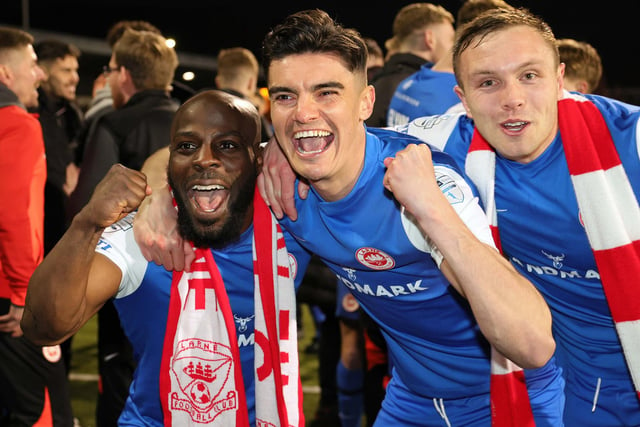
319, 89, 338, 97
219, 140, 238, 150
523, 72, 537, 80
273, 93, 294, 102
480, 79, 496, 88
176, 140, 197, 152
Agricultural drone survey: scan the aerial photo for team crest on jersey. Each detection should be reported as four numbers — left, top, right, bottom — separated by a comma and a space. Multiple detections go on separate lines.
42, 345, 61, 363
355, 247, 395, 270
170, 339, 236, 422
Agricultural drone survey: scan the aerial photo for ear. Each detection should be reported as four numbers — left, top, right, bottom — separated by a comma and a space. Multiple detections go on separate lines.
246, 75, 257, 94
423, 28, 435, 50
453, 85, 472, 118
0, 64, 11, 86
119, 67, 136, 94
576, 80, 589, 94
557, 62, 565, 97
360, 84, 375, 122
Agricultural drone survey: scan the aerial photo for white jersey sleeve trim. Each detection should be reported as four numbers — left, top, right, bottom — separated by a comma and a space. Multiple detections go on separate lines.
403, 112, 465, 151
401, 165, 497, 267
95, 213, 149, 299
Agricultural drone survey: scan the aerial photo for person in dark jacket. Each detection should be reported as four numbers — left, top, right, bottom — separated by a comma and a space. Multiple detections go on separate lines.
67, 27, 179, 427
366, 2, 455, 127
32, 40, 84, 255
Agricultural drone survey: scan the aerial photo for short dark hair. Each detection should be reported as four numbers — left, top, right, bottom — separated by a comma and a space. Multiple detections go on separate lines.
262, 9, 367, 81
34, 39, 81, 63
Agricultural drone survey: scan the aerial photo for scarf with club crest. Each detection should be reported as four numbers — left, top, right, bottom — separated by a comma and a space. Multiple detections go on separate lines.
159, 188, 303, 426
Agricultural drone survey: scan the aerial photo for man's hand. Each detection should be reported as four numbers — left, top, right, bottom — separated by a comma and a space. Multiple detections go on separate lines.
257, 135, 308, 220
0, 304, 24, 337
80, 164, 150, 229
133, 182, 195, 272
383, 144, 441, 223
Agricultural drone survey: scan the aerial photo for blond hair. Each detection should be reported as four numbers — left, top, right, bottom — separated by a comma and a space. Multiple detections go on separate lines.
112, 28, 178, 91
557, 38, 602, 93
386, 3, 454, 51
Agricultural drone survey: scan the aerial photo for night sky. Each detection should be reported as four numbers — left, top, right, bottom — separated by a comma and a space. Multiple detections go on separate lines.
2, 0, 635, 99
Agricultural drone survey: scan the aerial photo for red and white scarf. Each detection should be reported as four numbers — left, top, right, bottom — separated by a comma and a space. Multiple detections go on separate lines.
466, 94, 640, 424
159, 188, 303, 426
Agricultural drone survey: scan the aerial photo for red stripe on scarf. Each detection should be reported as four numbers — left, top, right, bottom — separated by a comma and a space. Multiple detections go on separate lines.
469, 134, 492, 152
490, 370, 534, 427
203, 249, 250, 426
253, 190, 289, 426
277, 265, 290, 277
489, 225, 503, 254
277, 235, 286, 250
160, 271, 183, 426
559, 99, 621, 174
595, 243, 640, 321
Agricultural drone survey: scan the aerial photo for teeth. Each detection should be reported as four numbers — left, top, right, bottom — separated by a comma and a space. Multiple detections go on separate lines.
504, 121, 526, 128
192, 184, 225, 191
298, 147, 325, 154
294, 130, 331, 138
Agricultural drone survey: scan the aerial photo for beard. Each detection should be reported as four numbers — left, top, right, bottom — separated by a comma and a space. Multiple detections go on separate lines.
168, 171, 256, 249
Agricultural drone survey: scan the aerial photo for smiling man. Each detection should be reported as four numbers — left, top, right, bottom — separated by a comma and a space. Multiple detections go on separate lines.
258, 9, 561, 426
21, 90, 311, 427
399, 8, 640, 426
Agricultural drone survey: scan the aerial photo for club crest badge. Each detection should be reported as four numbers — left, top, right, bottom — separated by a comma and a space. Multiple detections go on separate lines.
288, 253, 298, 279
42, 345, 61, 363
170, 339, 237, 422
355, 247, 395, 270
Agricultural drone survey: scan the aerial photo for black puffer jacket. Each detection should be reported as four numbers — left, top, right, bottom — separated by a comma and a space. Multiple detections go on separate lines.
68, 90, 179, 218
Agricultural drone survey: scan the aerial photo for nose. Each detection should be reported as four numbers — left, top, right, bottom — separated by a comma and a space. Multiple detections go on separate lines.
501, 79, 525, 111
294, 93, 319, 123
193, 143, 221, 170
